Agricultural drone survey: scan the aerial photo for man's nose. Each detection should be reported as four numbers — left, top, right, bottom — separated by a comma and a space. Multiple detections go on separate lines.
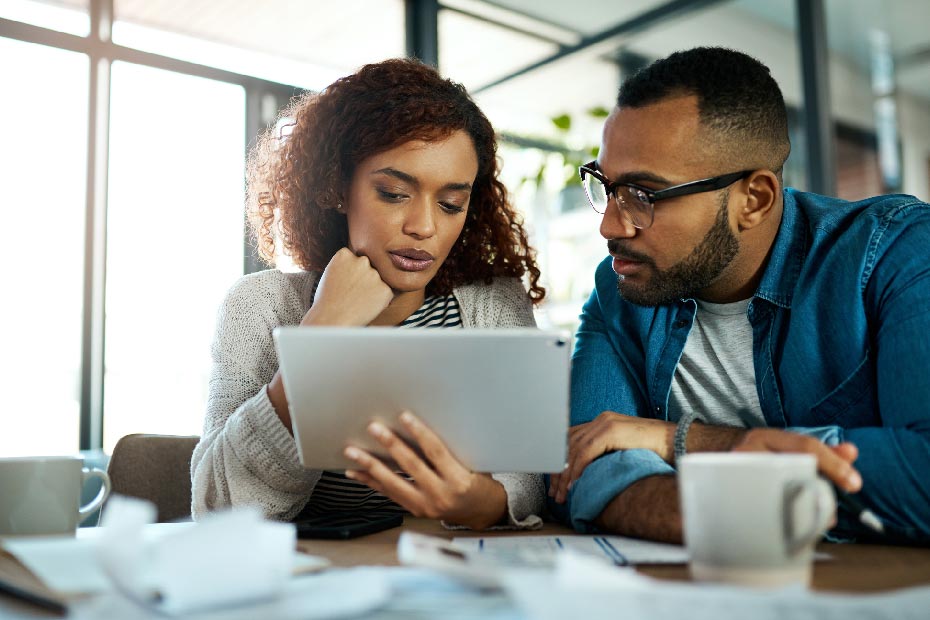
599, 200, 637, 240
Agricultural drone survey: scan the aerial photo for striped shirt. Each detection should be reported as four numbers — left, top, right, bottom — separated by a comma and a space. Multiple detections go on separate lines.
297, 293, 462, 518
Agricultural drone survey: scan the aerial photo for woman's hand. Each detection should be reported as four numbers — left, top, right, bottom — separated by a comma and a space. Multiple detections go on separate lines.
302, 247, 393, 327
343, 411, 508, 530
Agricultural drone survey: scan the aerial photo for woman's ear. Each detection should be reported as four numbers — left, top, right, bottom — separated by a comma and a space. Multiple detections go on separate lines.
736, 169, 779, 232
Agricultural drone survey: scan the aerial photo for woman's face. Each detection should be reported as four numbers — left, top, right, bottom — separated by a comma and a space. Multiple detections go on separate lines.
344, 130, 478, 293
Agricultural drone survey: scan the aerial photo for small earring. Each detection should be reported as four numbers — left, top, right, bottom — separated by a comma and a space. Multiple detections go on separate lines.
335, 203, 344, 213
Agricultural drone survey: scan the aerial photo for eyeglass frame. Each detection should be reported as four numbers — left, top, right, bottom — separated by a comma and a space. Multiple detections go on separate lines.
578, 161, 754, 229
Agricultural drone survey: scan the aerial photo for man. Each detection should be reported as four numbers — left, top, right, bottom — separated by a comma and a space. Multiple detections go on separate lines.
549, 47, 930, 544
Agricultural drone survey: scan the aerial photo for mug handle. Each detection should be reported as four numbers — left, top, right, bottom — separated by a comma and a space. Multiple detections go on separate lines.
782, 477, 836, 556
79, 467, 112, 522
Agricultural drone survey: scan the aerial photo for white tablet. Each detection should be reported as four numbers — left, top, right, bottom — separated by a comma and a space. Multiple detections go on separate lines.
273, 327, 569, 473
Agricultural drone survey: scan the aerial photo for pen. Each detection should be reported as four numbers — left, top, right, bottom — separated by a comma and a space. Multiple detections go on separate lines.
834, 485, 884, 534
0, 578, 67, 616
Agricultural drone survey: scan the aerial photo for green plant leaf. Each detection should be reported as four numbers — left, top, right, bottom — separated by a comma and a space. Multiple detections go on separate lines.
551, 114, 572, 131
587, 106, 610, 118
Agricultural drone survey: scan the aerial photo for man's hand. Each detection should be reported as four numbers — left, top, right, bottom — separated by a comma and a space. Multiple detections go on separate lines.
343, 411, 508, 530
549, 412, 675, 504
732, 428, 862, 492
301, 247, 393, 327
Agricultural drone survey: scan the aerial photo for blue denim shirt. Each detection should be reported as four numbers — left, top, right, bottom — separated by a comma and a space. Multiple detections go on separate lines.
555, 188, 930, 541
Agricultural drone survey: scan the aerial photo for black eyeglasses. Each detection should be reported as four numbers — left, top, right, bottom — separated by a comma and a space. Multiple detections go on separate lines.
578, 161, 753, 230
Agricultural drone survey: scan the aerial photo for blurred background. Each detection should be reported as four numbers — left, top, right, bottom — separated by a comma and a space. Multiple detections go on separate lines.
1, 0, 928, 458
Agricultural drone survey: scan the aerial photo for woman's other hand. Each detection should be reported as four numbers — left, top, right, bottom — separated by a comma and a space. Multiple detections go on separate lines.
302, 247, 393, 326
344, 411, 508, 530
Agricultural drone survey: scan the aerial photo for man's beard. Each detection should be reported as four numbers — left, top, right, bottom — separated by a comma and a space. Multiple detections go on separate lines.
613, 192, 739, 306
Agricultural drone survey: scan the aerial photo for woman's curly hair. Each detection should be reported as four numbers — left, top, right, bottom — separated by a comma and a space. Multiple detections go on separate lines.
246, 58, 544, 303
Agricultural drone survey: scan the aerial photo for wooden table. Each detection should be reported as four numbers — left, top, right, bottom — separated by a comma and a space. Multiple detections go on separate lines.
297, 517, 930, 593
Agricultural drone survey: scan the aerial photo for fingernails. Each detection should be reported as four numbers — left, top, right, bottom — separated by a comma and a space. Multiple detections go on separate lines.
846, 470, 862, 491
345, 446, 362, 460
344, 470, 357, 479
399, 411, 416, 426
368, 422, 389, 439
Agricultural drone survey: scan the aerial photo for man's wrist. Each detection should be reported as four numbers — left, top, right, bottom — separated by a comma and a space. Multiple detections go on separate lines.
673, 411, 697, 467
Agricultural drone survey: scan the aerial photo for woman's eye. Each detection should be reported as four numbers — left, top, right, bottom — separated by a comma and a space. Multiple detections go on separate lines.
440, 202, 465, 214
377, 188, 407, 202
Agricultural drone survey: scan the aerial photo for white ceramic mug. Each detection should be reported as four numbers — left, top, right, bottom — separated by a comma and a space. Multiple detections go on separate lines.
679, 452, 835, 587
0, 456, 111, 536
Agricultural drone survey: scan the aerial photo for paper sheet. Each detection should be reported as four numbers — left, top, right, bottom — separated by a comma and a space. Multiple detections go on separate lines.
452, 534, 689, 566
503, 551, 930, 620
2, 496, 330, 616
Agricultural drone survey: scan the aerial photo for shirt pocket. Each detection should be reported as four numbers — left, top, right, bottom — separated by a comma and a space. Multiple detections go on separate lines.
806, 354, 876, 427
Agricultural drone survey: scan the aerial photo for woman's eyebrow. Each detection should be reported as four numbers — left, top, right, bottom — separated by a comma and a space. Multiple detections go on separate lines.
371, 167, 418, 186
371, 167, 472, 192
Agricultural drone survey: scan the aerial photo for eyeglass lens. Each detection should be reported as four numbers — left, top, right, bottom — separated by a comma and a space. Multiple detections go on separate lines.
582, 172, 654, 228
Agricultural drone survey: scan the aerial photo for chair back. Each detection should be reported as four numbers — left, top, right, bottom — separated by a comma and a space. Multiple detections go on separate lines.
107, 434, 200, 522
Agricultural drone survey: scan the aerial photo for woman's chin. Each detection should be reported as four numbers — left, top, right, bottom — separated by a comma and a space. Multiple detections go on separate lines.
381, 268, 436, 294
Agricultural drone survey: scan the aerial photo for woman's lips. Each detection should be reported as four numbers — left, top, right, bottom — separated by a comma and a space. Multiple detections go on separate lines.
389, 249, 435, 272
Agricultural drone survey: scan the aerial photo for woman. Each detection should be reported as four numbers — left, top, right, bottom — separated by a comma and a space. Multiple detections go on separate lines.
191, 58, 546, 530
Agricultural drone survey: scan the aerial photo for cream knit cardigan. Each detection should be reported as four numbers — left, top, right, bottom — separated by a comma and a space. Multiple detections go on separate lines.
191, 269, 545, 529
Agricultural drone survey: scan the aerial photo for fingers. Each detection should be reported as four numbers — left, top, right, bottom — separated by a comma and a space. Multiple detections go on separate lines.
344, 415, 485, 522
735, 430, 862, 493
549, 472, 564, 500
303, 248, 393, 326
816, 444, 862, 492
365, 421, 441, 489
831, 442, 859, 464
397, 412, 467, 478
343, 447, 426, 514
552, 423, 598, 504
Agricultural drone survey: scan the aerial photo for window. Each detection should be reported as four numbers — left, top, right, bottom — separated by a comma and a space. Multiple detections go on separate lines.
102, 62, 246, 451
0, 38, 88, 456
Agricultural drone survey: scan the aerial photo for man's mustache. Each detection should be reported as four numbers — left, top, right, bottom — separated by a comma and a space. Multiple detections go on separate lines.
607, 240, 653, 265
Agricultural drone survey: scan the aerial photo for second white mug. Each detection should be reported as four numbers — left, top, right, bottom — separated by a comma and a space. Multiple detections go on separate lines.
0, 455, 111, 537
679, 452, 835, 587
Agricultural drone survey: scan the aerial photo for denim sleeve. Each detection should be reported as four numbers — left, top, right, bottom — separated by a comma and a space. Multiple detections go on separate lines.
785, 425, 845, 446
791, 210, 930, 541
845, 209, 930, 539
559, 264, 675, 532
564, 450, 675, 533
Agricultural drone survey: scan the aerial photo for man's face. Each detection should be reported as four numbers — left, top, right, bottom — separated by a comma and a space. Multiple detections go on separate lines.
597, 95, 741, 306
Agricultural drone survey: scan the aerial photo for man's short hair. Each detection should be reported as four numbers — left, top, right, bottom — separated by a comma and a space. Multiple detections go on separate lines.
618, 47, 790, 172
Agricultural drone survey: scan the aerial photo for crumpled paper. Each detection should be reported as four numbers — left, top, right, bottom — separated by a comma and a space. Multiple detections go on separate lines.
96, 495, 295, 615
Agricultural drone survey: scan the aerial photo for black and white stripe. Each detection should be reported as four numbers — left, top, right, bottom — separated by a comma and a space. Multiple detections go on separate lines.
400, 294, 462, 328
298, 294, 462, 517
